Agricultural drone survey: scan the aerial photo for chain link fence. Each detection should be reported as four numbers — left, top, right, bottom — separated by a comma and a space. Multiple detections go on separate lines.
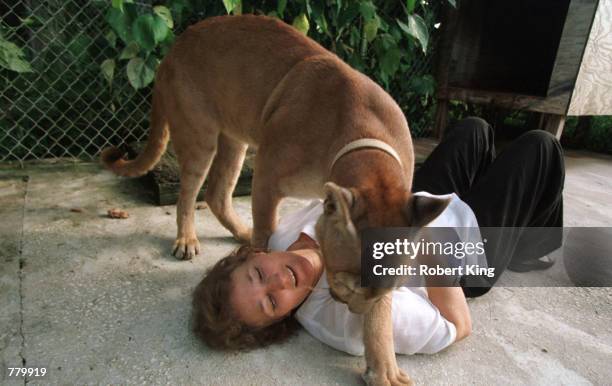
1, 1, 441, 162
1, 0, 152, 162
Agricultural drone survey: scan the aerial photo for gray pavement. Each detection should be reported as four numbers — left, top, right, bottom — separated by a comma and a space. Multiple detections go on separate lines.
0, 149, 611, 385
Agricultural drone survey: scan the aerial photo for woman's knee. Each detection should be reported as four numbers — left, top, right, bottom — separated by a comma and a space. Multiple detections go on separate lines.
452, 117, 492, 136
517, 130, 563, 159
446, 117, 494, 148
517, 130, 565, 186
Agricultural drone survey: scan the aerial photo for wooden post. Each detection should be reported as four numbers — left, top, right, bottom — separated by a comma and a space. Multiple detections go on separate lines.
539, 113, 566, 139
433, 99, 449, 139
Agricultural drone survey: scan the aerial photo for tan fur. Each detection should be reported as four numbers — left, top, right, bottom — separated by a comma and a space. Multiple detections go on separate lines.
100, 15, 449, 385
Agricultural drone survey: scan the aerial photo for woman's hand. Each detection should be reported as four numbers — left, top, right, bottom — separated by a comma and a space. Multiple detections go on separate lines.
426, 286, 472, 342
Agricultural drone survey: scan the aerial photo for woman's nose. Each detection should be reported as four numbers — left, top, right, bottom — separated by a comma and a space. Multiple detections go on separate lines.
267, 272, 290, 291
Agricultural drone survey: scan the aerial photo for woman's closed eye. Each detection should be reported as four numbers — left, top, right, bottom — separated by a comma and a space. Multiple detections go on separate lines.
256, 266, 263, 281
268, 294, 276, 311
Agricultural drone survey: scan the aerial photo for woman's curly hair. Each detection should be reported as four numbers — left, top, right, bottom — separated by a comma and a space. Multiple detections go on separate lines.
191, 245, 301, 350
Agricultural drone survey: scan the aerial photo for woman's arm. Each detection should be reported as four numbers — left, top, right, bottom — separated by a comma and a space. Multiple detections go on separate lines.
287, 232, 319, 251
426, 287, 472, 341
296, 284, 460, 355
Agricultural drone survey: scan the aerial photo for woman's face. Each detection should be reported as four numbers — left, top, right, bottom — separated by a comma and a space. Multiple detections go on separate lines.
229, 249, 322, 328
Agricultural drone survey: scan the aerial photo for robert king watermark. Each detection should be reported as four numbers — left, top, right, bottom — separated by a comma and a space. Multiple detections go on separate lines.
371, 238, 492, 277
361, 227, 491, 288
360, 227, 612, 288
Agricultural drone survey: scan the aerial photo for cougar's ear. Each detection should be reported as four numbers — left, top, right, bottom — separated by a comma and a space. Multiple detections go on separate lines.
404, 195, 450, 228
323, 182, 354, 224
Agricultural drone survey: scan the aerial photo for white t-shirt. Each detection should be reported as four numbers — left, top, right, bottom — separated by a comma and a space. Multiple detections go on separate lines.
267, 192, 480, 356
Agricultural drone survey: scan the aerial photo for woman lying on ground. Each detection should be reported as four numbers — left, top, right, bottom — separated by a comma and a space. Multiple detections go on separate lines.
192, 117, 565, 352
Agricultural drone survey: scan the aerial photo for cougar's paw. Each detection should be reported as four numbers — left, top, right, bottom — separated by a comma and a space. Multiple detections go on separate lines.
330, 272, 361, 302
362, 366, 414, 386
172, 236, 200, 260
328, 272, 376, 314
330, 272, 377, 314
251, 234, 271, 249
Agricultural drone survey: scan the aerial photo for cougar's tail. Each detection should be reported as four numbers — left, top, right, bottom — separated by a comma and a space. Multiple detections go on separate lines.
100, 87, 169, 177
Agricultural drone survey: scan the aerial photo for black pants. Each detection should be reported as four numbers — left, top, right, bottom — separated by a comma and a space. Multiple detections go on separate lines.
412, 117, 565, 297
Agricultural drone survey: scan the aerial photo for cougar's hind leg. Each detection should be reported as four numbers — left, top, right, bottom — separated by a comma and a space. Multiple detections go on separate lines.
170, 116, 219, 260
204, 133, 251, 244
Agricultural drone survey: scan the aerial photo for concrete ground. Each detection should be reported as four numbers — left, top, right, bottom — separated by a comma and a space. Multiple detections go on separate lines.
1, 146, 611, 385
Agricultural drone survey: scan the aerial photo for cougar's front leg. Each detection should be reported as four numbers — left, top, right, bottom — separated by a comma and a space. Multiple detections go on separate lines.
250, 170, 282, 248
363, 294, 414, 386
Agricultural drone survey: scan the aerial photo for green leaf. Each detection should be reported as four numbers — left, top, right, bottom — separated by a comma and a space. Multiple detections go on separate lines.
406, 0, 417, 14
152, 14, 170, 43
337, 2, 360, 29
160, 31, 175, 56
292, 13, 310, 35
397, 14, 429, 54
277, 0, 287, 18
170, 0, 189, 26
380, 47, 401, 78
408, 74, 436, 97
222, 0, 241, 14
126, 57, 155, 89
447, 0, 457, 8
0, 39, 32, 73
364, 15, 380, 43
132, 14, 157, 52
378, 33, 397, 50
153, 5, 174, 29
20, 16, 39, 27
112, 0, 124, 12
309, 1, 329, 34
234, 2, 242, 15
348, 52, 365, 72
359, 1, 376, 21
100, 59, 115, 86
106, 6, 135, 43
105, 30, 117, 48
119, 41, 140, 60
335, 0, 343, 16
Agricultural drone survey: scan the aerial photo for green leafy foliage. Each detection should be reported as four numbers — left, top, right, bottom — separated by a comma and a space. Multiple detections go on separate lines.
119, 41, 140, 60
406, 0, 417, 14
562, 116, 612, 155
292, 13, 310, 35
154, 6, 174, 29
132, 15, 158, 52
101, 1, 179, 91
0, 36, 32, 73
5, 0, 609, 163
223, 0, 242, 14
100, 59, 116, 86
397, 15, 428, 54
94, 0, 456, 137
106, 5, 136, 44
127, 56, 157, 89
277, 0, 287, 18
